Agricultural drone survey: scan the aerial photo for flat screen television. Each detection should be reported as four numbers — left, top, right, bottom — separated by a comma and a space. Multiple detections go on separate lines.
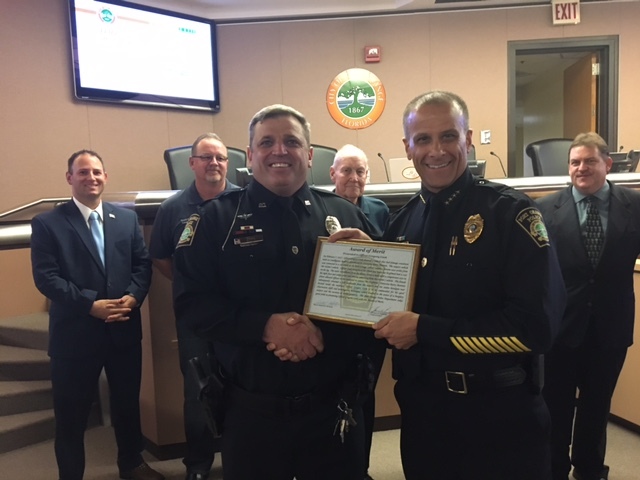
68, 0, 220, 111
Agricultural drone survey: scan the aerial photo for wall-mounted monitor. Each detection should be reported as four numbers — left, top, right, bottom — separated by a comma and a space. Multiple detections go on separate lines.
68, 0, 220, 111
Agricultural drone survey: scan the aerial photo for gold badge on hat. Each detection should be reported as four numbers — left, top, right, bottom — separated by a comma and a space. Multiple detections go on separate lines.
463, 214, 484, 244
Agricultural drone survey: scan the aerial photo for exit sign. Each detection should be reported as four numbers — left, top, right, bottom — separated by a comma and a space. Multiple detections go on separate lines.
552, 0, 580, 25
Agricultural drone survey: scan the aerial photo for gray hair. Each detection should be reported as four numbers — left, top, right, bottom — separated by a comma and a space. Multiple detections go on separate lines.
191, 133, 224, 156
402, 91, 469, 138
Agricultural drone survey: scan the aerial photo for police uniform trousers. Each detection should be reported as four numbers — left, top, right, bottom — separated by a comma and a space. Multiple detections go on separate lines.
51, 340, 144, 480
220, 386, 365, 480
395, 377, 551, 480
543, 326, 627, 480
175, 318, 216, 474
362, 343, 387, 475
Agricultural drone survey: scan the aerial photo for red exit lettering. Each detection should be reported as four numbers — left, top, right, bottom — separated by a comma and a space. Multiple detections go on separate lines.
554, 2, 578, 21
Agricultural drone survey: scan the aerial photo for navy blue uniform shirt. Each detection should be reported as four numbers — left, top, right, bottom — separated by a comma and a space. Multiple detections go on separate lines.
173, 180, 380, 396
385, 170, 566, 376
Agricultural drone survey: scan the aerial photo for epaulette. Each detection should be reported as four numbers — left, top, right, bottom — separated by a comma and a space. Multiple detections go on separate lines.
473, 178, 531, 203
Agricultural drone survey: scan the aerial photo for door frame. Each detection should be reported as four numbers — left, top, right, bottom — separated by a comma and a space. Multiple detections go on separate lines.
507, 36, 619, 176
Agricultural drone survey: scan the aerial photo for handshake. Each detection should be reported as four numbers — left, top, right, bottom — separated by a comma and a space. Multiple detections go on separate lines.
263, 312, 324, 362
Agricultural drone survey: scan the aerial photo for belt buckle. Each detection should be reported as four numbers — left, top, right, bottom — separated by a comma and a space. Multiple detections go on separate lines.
445, 370, 468, 394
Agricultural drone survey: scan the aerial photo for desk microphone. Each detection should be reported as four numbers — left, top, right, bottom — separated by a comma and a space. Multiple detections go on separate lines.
490, 151, 507, 177
377, 152, 391, 183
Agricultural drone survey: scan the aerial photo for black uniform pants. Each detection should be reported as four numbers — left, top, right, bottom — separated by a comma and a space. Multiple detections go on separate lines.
175, 319, 216, 474
221, 387, 365, 480
395, 377, 551, 480
543, 342, 627, 480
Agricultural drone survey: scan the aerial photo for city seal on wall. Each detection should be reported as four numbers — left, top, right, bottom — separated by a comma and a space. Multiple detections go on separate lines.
326, 68, 386, 130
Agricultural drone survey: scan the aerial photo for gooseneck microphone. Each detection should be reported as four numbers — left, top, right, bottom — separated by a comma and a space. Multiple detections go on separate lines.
377, 152, 391, 183
490, 151, 507, 178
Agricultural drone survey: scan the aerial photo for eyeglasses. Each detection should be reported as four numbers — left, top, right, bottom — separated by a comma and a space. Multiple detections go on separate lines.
192, 154, 229, 163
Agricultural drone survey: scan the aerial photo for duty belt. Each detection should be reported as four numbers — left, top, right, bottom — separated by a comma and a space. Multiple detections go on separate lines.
227, 384, 336, 416
421, 365, 527, 394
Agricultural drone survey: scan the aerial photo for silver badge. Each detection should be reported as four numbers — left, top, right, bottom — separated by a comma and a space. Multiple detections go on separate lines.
325, 216, 342, 235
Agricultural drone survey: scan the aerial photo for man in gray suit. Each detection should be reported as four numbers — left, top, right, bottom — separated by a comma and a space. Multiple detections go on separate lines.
31, 150, 162, 480
537, 132, 640, 480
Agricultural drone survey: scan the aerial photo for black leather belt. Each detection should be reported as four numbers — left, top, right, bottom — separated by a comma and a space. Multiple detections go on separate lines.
227, 384, 337, 416
421, 365, 528, 394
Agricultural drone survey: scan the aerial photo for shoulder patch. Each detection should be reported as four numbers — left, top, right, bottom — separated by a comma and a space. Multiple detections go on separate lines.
176, 213, 200, 248
515, 207, 550, 247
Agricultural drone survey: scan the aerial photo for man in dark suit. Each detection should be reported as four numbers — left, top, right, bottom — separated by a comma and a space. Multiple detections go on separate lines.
329, 144, 389, 480
30, 150, 162, 480
537, 132, 640, 480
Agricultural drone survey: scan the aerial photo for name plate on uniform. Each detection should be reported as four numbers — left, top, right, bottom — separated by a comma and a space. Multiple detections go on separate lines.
304, 238, 420, 327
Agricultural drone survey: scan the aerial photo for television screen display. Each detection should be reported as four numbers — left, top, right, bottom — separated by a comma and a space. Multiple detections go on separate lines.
68, 0, 220, 111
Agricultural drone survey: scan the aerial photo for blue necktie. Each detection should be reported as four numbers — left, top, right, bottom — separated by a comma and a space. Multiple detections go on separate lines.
89, 211, 105, 265
583, 196, 604, 268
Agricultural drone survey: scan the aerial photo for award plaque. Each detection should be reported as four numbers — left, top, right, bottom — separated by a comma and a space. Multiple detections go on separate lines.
303, 238, 420, 327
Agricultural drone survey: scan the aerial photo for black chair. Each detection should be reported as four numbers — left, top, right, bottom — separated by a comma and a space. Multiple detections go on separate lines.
525, 138, 573, 176
308, 144, 337, 186
163, 146, 246, 190
226, 147, 247, 185
235, 167, 254, 187
468, 144, 476, 161
610, 150, 640, 173
468, 160, 486, 177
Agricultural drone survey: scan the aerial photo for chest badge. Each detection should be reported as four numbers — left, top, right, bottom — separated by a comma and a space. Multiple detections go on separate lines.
325, 216, 342, 235
463, 214, 484, 244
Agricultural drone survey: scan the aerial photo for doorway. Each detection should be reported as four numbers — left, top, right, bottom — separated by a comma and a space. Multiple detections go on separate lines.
508, 36, 619, 176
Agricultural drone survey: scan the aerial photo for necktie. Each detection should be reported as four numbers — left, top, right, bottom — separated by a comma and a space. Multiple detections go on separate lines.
583, 196, 604, 268
89, 210, 105, 265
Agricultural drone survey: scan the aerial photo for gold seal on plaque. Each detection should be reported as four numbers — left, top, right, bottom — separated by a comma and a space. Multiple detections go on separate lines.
463, 214, 484, 244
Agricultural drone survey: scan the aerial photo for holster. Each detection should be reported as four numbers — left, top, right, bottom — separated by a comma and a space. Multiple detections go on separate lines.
340, 353, 375, 406
528, 353, 545, 394
188, 354, 226, 438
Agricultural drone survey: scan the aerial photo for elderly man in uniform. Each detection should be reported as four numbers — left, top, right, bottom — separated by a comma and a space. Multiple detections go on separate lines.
173, 104, 380, 480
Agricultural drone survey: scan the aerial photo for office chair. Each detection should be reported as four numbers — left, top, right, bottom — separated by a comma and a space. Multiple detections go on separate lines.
235, 167, 253, 187
163, 145, 247, 190
308, 144, 338, 186
525, 138, 573, 176
467, 160, 486, 177
468, 144, 476, 161
226, 147, 247, 185
611, 150, 640, 173
163, 146, 193, 190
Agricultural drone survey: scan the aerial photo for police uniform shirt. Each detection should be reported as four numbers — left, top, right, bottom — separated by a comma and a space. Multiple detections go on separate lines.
149, 180, 239, 297
173, 180, 378, 396
385, 169, 565, 374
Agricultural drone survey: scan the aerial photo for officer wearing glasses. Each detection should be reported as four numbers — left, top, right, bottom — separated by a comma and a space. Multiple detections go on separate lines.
149, 133, 238, 480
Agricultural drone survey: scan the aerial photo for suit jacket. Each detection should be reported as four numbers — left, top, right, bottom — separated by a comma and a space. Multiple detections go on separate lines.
31, 200, 152, 358
537, 182, 640, 348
